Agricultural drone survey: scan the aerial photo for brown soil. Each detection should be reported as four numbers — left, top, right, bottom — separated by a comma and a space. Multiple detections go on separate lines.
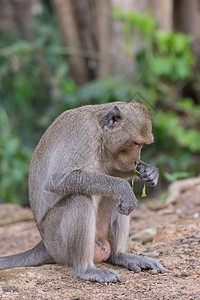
0, 183, 200, 299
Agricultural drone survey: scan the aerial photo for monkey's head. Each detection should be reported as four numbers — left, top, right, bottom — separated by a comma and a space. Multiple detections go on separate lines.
101, 102, 153, 172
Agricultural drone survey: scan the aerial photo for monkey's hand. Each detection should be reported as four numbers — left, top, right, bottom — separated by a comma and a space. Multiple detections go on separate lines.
116, 180, 137, 215
136, 161, 159, 187
45, 171, 137, 216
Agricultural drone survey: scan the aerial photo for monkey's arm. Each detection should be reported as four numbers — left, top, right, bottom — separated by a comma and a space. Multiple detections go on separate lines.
44, 170, 137, 215
136, 161, 159, 186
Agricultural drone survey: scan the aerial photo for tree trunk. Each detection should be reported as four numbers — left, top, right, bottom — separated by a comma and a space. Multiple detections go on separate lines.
110, 0, 173, 77
0, 0, 41, 33
150, 0, 173, 31
73, 0, 98, 80
174, 0, 200, 103
95, 0, 111, 79
7, 0, 57, 101
174, 0, 200, 70
53, 0, 88, 85
52, 0, 174, 81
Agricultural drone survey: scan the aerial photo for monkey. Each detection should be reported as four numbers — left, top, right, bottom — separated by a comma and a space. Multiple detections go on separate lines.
0, 102, 165, 283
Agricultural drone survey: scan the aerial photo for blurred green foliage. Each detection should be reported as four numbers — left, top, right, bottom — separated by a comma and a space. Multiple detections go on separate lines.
70, 10, 200, 179
0, 6, 199, 204
0, 107, 32, 204
112, 9, 194, 84
0, 8, 76, 145
0, 6, 76, 204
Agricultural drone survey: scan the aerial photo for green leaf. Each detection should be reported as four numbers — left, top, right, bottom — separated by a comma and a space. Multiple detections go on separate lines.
141, 184, 147, 197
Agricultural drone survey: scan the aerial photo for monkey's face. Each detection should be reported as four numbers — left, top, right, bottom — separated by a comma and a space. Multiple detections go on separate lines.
102, 102, 154, 172
114, 142, 143, 171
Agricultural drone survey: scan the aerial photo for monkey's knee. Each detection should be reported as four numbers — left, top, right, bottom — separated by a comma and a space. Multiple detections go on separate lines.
94, 240, 111, 263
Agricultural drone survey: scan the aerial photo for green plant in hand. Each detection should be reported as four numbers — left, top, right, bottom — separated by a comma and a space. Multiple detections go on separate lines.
132, 169, 147, 198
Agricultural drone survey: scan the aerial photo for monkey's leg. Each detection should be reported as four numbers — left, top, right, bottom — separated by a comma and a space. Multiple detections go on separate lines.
41, 195, 120, 283
94, 195, 115, 264
108, 212, 165, 273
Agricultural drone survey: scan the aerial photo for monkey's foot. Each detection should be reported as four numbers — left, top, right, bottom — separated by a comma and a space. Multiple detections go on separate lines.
74, 267, 120, 283
109, 252, 165, 273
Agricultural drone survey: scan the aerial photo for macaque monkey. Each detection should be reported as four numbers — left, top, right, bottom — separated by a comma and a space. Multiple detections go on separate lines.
0, 102, 165, 282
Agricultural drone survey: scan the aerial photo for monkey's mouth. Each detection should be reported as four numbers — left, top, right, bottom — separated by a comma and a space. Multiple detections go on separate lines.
116, 160, 136, 172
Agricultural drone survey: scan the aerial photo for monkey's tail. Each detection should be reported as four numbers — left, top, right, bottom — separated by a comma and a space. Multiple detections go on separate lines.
0, 240, 54, 270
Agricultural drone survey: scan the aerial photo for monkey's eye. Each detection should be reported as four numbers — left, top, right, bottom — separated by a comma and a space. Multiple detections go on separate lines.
134, 142, 143, 146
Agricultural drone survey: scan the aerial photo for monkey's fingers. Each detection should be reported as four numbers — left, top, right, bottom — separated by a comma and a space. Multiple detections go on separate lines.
128, 255, 166, 273
139, 169, 158, 186
143, 260, 166, 273
109, 253, 166, 274
136, 164, 145, 174
76, 267, 121, 283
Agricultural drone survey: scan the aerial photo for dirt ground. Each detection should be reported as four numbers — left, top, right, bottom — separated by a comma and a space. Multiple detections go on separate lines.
0, 180, 200, 299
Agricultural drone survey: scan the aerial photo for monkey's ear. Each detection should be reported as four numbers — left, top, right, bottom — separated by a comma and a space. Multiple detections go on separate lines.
104, 106, 123, 128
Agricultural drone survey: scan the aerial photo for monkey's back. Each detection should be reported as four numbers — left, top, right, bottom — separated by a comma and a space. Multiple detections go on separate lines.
28, 105, 103, 223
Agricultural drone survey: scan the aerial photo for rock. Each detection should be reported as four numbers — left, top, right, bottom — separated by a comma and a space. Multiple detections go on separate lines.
130, 227, 157, 243
196, 269, 200, 275
0, 268, 27, 282
193, 212, 199, 218
153, 224, 199, 245
149, 269, 158, 275
146, 200, 168, 211
143, 251, 160, 258
0, 204, 34, 226
166, 176, 200, 205
173, 270, 182, 277
172, 270, 191, 278
153, 225, 184, 245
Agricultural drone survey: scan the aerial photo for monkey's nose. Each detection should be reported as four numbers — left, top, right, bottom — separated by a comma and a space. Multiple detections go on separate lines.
134, 161, 139, 168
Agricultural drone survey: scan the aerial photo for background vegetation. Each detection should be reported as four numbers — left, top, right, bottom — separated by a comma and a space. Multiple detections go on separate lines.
0, 0, 200, 205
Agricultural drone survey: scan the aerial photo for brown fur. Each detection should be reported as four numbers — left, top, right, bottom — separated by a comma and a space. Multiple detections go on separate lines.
0, 102, 165, 282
